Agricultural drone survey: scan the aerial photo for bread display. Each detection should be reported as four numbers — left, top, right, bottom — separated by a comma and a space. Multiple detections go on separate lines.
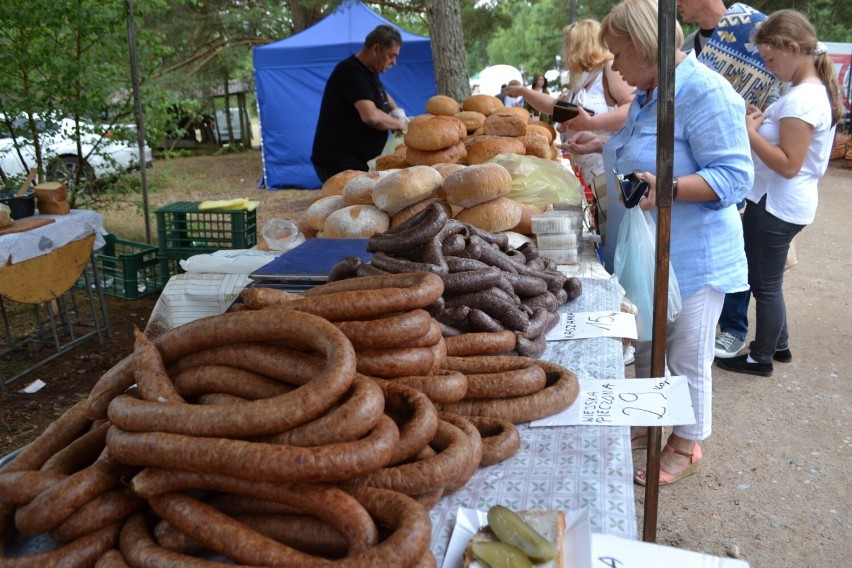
442, 163, 513, 209
320, 169, 363, 198
404, 114, 467, 151
484, 110, 529, 138
465, 135, 526, 165
462, 94, 505, 116
322, 204, 390, 238
342, 172, 386, 205
455, 110, 487, 134
303, 195, 345, 231
454, 197, 522, 234
371, 165, 443, 215
426, 94, 463, 116
405, 141, 467, 167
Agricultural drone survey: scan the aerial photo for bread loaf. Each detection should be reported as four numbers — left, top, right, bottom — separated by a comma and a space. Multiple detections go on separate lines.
391, 198, 453, 228
426, 95, 462, 116
320, 169, 364, 198
38, 200, 71, 215
484, 110, 529, 137
405, 141, 467, 167
34, 181, 68, 203
455, 111, 487, 133
323, 204, 390, 238
463, 94, 505, 116
442, 163, 513, 208
304, 195, 345, 231
375, 149, 409, 171
371, 165, 443, 215
455, 197, 522, 233
405, 114, 467, 151
465, 135, 526, 165
342, 172, 387, 205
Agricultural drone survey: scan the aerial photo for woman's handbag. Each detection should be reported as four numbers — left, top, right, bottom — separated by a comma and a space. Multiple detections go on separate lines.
614, 207, 682, 341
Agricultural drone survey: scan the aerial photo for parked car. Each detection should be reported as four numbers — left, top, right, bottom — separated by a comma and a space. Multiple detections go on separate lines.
0, 114, 153, 194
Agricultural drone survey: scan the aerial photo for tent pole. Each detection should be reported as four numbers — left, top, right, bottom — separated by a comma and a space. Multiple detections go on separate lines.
643, 0, 677, 542
124, 0, 151, 244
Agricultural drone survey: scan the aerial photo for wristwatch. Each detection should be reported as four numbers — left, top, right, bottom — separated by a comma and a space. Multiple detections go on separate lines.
672, 177, 679, 201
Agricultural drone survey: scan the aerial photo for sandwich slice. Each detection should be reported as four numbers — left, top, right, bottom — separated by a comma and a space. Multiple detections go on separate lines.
462, 508, 566, 568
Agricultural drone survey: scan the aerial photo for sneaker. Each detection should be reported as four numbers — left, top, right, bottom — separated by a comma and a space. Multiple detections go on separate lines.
773, 348, 793, 363
623, 344, 635, 366
714, 331, 745, 359
716, 354, 773, 377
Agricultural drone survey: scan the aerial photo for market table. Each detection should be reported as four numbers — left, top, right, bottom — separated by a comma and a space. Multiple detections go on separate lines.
428, 276, 636, 565
0, 210, 110, 387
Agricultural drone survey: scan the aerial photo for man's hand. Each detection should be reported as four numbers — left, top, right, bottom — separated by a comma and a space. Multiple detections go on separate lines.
389, 108, 409, 133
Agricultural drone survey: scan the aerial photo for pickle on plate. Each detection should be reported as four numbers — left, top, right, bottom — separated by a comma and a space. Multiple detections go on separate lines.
486, 505, 559, 562
471, 541, 534, 568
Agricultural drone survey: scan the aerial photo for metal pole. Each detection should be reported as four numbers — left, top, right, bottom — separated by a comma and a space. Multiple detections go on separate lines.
643, 0, 677, 543
125, 0, 152, 244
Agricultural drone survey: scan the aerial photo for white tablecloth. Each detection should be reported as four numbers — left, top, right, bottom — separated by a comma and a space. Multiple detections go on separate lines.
0, 210, 106, 267
429, 277, 636, 566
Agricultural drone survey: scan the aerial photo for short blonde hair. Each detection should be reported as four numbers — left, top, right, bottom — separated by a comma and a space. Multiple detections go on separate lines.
601, 0, 683, 65
562, 19, 611, 74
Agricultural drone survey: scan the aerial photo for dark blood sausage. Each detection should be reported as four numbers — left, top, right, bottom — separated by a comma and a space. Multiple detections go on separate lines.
441, 233, 466, 256
503, 272, 548, 297
432, 305, 470, 327
465, 308, 506, 333
521, 291, 559, 313
444, 292, 529, 332
444, 330, 516, 357
553, 287, 569, 305
328, 256, 364, 282
466, 224, 509, 249
564, 276, 583, 302
516, 241, 539, 263
356, 262, 390, 277
438, 322, 464, 337
515, 334, 547, 358
367, 202, 448, 253
440, 268, 502, 296
109, 415, 399, 483
467, 416, 521, 466
369, 251, 448, 275
421, 238, 448, 273
445, 255, 490, 273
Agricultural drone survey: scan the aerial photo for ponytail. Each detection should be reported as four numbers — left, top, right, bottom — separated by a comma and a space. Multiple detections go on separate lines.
814, 52, 844, 126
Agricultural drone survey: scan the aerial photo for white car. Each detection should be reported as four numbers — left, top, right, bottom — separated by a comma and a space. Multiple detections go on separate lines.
0, 114, 153, 193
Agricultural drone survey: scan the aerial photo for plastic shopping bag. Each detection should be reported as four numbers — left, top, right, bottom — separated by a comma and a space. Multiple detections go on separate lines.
613, 207, 681, 341
486, 153, 583, 207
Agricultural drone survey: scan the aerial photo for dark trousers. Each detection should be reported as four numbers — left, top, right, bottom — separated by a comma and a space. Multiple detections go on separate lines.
742, 195, 804, 364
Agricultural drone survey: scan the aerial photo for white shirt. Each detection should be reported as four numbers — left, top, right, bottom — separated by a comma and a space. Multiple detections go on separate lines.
747, 82, 835, 225
566, 68, 617, 179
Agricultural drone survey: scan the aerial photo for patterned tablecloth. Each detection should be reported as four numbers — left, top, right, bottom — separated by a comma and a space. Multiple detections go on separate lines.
0, 209, 106, 267
429, 277, 637, 566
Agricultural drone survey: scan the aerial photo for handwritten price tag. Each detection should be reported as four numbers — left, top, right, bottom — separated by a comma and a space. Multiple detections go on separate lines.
545, 311, 637, 341
530, 376, 695, 427
592, 533, 750, 567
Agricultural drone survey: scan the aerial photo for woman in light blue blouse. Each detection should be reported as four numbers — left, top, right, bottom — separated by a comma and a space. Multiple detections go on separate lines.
572, 0, 753, 485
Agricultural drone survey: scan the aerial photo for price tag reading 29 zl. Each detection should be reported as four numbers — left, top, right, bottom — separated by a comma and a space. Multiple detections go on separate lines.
545, 311, 638, 341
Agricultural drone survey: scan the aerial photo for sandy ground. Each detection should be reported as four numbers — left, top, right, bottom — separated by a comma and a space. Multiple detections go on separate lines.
630, 163, 851, 566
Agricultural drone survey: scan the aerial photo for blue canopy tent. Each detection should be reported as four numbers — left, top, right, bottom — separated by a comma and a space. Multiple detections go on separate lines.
253, 1, 436, 189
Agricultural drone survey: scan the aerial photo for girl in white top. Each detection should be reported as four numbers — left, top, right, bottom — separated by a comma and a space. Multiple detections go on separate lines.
716, 9, 843, 376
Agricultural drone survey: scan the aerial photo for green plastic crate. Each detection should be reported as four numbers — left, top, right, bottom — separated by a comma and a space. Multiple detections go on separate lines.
92, 234, 162, 299
155, 202, 257, 252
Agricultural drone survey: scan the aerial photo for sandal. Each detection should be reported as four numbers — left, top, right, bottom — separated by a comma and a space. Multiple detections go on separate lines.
631, 433, 648, 450
634, 442, 702, 486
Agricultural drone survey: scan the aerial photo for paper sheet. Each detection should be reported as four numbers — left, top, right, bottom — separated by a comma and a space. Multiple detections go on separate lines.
530, 376, 695, 428
591, 533, 751, 567
546, 311, 637, 341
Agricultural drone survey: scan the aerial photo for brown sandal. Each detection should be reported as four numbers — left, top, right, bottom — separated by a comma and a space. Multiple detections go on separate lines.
634, 442, 702, 486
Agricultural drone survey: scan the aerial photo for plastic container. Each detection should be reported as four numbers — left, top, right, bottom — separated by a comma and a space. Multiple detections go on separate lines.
155, 201, 257, 252
0, 190, 36, 220
530, 210, 581, 235
538, 248, 578, 265
88, 234, 162, 299
536, 232, 578, 250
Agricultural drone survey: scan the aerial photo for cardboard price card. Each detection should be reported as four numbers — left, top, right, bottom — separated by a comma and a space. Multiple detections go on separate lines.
545, 311, 637, 341
530, 376, 696, 427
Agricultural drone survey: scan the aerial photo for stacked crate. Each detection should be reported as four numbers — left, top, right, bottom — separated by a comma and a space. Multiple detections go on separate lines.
155, 202, 258, 284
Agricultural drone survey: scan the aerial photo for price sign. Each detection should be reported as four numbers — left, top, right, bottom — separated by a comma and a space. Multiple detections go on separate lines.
545, 311, 637, 341
530, 376, 695, 427
592, 534, 750, 567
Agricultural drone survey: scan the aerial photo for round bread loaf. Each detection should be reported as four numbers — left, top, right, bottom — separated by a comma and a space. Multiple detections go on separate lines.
463, 94, 505, 116
426, 95, 462, 116
466, 135, 526, 165
391, 198, 453, 228
484, 110, 529, 137
371, 165, 444, 215
432, 162, 465, 182
455, 110, 486, 133
498, 106, 533, 119
320, 169, 364, 198
323, 204, 390, 238
342, 171, 387, 205
304, 195, 345, 231
519, 134, 553, 160
442, 163, 513, 208
526, 123, 554, 143
405, 141, 467, 167
513, 202, 544, 235
375, 149, 409, 171
405, 114, 467, 151
454, 197, 522, 233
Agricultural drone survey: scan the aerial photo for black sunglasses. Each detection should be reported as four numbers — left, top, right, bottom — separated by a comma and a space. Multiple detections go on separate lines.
614, 169, 649, 209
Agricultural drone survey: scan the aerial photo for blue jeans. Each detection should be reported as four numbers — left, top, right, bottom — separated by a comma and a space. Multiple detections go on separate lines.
718, 198, 750, 341
718, 290, 750, 340
742, 195, 804, 364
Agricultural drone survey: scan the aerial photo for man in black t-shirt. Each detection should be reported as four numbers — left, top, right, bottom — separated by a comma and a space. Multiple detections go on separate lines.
311, 25, 408, 183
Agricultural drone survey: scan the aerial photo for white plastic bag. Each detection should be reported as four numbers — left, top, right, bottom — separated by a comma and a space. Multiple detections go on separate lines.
613, 207, 681, 341
262, 218, 305, 252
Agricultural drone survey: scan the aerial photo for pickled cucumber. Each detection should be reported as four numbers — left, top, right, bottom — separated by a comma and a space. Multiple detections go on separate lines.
471, 541, 534, 568
487, 505, 558, 562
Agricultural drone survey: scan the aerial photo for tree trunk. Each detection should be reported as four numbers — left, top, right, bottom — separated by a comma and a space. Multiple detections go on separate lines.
424, 0, 469, 102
